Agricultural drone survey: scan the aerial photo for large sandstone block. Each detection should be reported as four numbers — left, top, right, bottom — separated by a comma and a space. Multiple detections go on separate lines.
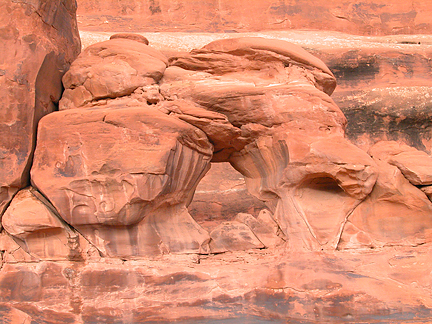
0, 0, 80, 215
31, 105, 212, 257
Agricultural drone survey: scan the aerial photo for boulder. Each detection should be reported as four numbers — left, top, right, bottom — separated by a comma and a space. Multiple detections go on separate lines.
369, 141, 432, 186
59, 36, 168, 110
0, 0, 80, 216
234, 212, 284, 248
209, 221, 264, 254
339, 159, 432, 249
31, 105, 213, 257
2, 187, 91, 261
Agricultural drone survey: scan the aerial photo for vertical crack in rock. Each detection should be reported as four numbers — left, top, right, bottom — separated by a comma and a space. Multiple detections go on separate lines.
0, 0, 80, 219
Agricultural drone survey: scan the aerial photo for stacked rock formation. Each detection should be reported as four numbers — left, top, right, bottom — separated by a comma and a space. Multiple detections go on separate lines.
2, 31, 432, 262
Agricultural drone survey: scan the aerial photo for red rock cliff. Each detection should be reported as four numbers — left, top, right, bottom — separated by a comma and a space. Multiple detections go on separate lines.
77, 0, 432, 35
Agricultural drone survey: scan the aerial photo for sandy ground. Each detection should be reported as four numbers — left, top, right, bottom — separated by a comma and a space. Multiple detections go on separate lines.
79, 29, 432, 52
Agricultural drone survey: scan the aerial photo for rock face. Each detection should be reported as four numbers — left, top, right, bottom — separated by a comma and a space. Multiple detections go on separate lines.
0, 0, 81, 215
31, 34, 385, 255
76, 0, 432, 35
323, 47, 432, 153
2, 247, 432, 323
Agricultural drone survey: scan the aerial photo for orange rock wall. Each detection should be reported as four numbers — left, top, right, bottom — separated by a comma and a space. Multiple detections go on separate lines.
77, 0, 432, 35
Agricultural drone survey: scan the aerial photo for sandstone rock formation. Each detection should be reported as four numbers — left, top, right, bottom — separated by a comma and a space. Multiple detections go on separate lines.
162, 37, 380, 251
3, 2, 432, 319
27, 34, 381, 256
0, 0, 81, 215
10, 33, 429, 258
31, 106, 213, 257
2, 187, 91, 261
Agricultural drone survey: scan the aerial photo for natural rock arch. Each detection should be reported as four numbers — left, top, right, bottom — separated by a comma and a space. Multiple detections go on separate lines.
4, 34, 432, 260
27, 35, 373, 257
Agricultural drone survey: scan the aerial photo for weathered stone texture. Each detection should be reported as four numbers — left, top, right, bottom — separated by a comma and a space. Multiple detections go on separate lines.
76, 0, 432, 35
0, 0, 81, 215
31, 106, 213, 257
2, 1, 432, 318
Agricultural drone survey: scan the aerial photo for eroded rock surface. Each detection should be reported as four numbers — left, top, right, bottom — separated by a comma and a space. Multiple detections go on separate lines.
161, 37, 379, 251
18, 34, 432, 257
76, 0, 432, 35
2, 187, 91, 261
2, 247, 432, 323
33, 35, 382, 255
59, 35, 167, 110
339, 159, 432, 249
31, 106, 213, 257
318, 47, 432, 153
0, 0, 81, 215
3, 21, 432, 322
370, 140, 432, 186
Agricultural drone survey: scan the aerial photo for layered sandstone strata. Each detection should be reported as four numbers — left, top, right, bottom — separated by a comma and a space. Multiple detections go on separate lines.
76, 0, 432, 35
